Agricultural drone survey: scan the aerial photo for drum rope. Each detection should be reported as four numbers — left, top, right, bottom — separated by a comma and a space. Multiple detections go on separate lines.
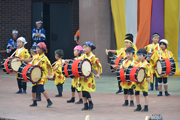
35, 56, 46, 65
16, 48, 25, 57
117, 49, 125, 57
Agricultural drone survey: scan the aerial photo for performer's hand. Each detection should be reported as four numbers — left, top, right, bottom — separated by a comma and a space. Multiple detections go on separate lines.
105, 49, 109, 55
112, 65, 119, 69
95, 74, 100, 78
47, 75, 53, 79
122, 66, 127, 70
146, 77, 151, 81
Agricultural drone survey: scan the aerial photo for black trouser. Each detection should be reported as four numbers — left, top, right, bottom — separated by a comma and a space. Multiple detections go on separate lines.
118, 81, 122, 90
124, 89, 134, 95
71, 85, 80, 93
36, 85, 41, 98
56, 84, 63, 94
150, 74, 158, 88
157, 77, 168, 85
32, 85, 45, 93
17, 79, 26, 91
82, 91, 91, 100
135, 91, 148, 96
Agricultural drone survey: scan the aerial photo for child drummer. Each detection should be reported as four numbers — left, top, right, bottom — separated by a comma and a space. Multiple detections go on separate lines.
30, 46, 41, 101
77, 41, 102, 110
112, 47, 138, 106
134, 49, 152, 112
150, 39, 173, 96
106, 34, 138, 94
18, 42, 53, 107
15, 37, 30, 94
67, 45, 84, 104
145, 33, 160, 91
53, 49, 65, 97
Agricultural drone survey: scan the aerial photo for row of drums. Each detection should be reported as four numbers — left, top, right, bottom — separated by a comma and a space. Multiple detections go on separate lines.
1, 56, 93, 84
109, 56, 176, 84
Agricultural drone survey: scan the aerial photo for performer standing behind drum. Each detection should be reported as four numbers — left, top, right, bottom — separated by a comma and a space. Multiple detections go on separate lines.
134, 49, 152, 112
7, 30, 18, 56
145, 33, 160, 91
30, 46, 41, 101
112, 47, 138, 107
150, 39, 173, 96
77, 41, 102, 110
15, 37, 30, 94
106, 34, 138, 94
53, 49, 65, 97
18, 42, 53, 107
67, 45, 84, 104
32, 21, 46, 46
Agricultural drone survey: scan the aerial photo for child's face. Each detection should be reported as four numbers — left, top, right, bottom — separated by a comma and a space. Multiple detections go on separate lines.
152, 36, 159, 44
30, 51, 36, 56
126, 52, 133, 60
55, 55, 59, 60
137, 54, 146, 61
74, 49, 79, 57
83, 45, 91, 54
17, 40, 24, 48
125, 41, 132, 48
36, 47, 43, 54
160, 43, 166, 50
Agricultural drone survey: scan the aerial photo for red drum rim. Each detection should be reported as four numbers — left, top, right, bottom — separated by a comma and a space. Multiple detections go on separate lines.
4, 57, 13, 74
72, 59, 81, 78
129, 67, 139, 83
64, 63, 70, 77
114, 57, 122, 70
164, 58, 171, 75
120, 68, 126, 82
22, 64, 34, 82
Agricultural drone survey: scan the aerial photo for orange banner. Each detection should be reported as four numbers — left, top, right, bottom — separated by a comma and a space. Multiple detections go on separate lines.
136, 0, 152, 49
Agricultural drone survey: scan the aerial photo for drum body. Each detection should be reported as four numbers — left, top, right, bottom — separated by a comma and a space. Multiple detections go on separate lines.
21, 64, 43, 83
1, 57, 21, 74
110, 56, 124, 72
116, 67, 129, 82
62, 59, 92, 79
18, 62, 28, 80
156, 58, 176, 76
125, 66, 145, 84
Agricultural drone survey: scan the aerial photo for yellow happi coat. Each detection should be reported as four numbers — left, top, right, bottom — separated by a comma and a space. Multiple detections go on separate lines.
77, 52, 102, 92
53, 60, 65, 85
150, 49, 173, 78
32, 53, 53, 86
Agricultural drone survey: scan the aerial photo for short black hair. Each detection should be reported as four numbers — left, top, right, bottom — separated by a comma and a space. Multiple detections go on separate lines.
159, 42, 167, 48
137, 49, 147, 55
55, 49, 64, 58
125, 37, 133, 43
152, 33, 160, 38
125, 47, 135, 54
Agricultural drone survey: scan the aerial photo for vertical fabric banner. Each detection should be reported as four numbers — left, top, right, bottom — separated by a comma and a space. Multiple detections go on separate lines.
149, 0, 164, 43
136, 0, 152, 49
164, 0, 180, 75
125, 0, 137, 44
178, 1, 180, 71
111, 0, 126, 49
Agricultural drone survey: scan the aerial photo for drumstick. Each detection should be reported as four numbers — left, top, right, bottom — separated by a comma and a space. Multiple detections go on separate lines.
88, 71, 100, 78
107, 63, 113, 66
0, 50, 7, 53
105, 49, 108, 55
109, 57, 113, 58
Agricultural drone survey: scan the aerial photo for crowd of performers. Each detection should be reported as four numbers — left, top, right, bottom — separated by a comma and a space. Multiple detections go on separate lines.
2, 29, 175, 112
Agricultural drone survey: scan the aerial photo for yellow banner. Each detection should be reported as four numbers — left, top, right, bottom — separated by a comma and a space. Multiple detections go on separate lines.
164, 0, 180, 75
111, 0, 126, 49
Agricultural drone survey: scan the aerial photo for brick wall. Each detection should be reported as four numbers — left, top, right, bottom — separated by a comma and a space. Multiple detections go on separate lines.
0, 0, 79, 60
0, 0, 32, 60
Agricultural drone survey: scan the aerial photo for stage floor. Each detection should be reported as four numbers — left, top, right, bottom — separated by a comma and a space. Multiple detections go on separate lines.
0, 70, 180, 120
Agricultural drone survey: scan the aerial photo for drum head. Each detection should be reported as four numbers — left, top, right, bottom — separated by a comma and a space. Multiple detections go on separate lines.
82, 61, 91, 76
31, 67, 42, 82
157, 61, 162, 75
11, 58, 21, 72
137, 69, 145, 83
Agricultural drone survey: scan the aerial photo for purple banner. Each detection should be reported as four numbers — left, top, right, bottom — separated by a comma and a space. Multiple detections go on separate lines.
149, 0, 164, 43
